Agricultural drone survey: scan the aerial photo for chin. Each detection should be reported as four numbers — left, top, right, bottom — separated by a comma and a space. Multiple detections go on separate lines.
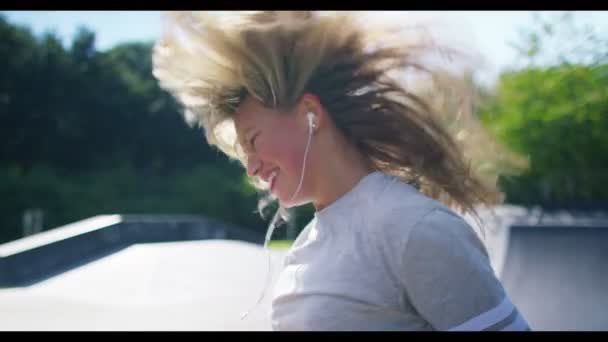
276, 195, 294, 208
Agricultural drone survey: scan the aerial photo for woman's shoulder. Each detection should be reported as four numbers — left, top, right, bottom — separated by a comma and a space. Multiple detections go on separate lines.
366, 174, 454, 229
365, 174, 483, 252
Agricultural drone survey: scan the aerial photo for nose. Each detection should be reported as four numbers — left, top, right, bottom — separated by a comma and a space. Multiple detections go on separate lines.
246, 155, 262, 177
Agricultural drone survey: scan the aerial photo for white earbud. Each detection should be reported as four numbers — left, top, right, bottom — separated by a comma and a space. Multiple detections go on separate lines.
307, 111, 316, 130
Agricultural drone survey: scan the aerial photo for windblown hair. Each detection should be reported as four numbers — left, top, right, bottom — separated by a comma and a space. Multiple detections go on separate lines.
152, 11, 525, 219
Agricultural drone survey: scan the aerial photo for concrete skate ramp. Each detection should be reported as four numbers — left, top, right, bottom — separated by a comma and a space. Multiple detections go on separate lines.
0, 239, 284, 331
0, 215, 263, 287
500, 225, 608, 331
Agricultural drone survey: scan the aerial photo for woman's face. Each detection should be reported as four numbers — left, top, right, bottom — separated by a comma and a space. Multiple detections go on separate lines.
233, 96, 313, 207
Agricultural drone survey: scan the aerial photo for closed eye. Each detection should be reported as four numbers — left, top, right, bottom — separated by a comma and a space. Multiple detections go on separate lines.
249, 132, 260, 151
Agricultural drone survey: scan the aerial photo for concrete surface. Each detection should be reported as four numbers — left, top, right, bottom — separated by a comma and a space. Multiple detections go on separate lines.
0, 215, 262, 287
501, 226, 608, 331
0, 240, 285, 331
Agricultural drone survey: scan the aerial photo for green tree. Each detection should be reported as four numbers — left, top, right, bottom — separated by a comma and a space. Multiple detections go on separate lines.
0, 16, 270, 243
480, 12, 608, 208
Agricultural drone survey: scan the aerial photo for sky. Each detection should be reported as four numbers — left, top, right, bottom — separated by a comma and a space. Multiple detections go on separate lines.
2, 11, 607, 86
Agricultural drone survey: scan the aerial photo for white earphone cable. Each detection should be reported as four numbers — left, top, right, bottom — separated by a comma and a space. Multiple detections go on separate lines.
240, 112, 315, 320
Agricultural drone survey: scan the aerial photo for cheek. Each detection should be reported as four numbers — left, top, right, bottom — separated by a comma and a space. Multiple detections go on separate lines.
259, 132, 304, 176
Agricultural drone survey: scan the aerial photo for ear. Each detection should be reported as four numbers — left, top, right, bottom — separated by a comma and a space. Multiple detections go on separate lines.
298, 93, 326, 133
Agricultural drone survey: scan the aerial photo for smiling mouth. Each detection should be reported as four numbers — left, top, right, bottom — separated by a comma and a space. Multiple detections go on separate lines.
268, 170, 278, 192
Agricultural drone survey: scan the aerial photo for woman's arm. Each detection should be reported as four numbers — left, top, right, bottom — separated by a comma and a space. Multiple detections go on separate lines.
400, 208, 530, 331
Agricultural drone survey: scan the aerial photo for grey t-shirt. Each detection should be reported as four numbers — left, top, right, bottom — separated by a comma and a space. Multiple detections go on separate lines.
271, 171, 529, 331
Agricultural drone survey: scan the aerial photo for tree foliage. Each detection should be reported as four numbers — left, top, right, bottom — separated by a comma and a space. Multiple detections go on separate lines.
480, 12, 608, 208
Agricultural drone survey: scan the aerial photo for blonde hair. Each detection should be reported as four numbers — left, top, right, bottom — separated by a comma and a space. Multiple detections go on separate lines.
152, 11, 525, 219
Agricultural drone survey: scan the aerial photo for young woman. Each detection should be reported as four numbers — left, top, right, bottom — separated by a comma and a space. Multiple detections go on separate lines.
152, 11, 530, 331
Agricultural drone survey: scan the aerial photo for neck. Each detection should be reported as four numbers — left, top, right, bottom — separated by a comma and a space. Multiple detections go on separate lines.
310, 134, 375, 211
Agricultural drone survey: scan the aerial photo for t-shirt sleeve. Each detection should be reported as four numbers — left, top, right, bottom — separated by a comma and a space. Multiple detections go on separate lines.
400, 208, 530, 331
